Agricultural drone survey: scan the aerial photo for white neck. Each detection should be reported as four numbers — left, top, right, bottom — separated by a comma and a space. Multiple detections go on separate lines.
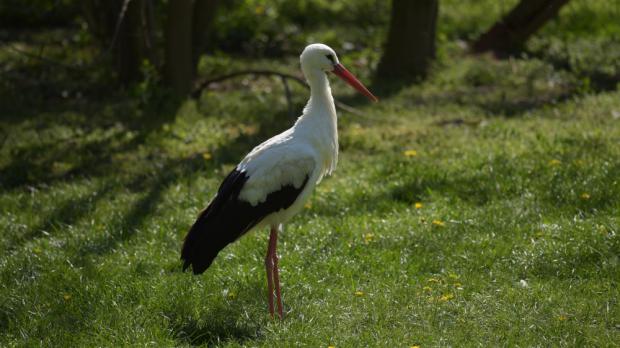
295, 67, 339, 176
303, 69, 336, 115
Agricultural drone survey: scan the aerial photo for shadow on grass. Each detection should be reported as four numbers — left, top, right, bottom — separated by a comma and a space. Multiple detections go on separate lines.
71, 155, 205, 264
4, 182, 114, 252
340, 79, 578, 119
0, 98, 180, 191
0, 45, 184, 192
0, 303, 10, 334
525, 246, 616, 280
390, 173, 499, 206
167, 279, 266, 347
309, 155, 527, 219
169, 312, 258, 347
312, 149, 617, 219
370, 146, 619, 219
352, 53, 617, 119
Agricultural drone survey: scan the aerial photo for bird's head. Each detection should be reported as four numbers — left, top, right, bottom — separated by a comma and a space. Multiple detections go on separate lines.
300, 43, 378, 102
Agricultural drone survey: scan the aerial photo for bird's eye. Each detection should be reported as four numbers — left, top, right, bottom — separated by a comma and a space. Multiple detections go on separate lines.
325, 54, 335, 64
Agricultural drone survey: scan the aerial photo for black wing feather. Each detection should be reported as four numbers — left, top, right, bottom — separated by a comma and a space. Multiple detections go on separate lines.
181, 168, 309, 274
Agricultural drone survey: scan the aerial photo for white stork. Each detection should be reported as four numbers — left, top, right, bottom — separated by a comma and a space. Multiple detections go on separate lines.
181, 43, 377, 318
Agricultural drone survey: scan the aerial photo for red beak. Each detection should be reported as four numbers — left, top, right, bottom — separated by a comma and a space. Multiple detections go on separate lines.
331, 63, 378, 102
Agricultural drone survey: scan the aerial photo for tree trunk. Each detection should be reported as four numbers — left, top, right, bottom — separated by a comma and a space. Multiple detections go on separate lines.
115, 0, 150, 83
376, 0, 438, 82
192, 0, 219, 72
164, 0, 195, 97
472, 0, 570, 56
82, 0, 155, 84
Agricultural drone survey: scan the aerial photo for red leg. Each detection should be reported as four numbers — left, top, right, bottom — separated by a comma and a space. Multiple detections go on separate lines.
271, 226, 284, 318
265, 232, 275, 317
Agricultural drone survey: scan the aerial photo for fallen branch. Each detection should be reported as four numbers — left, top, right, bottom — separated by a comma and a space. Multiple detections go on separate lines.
192, 69, 365, 116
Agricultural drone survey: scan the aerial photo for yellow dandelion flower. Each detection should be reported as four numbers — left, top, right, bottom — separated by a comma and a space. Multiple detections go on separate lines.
439, 293, 454, 302
202, 152, 212, 160
557, 315, 568, 321
404, 150, 418, 157
354, 291, 364, 297
63, 294, 72, 301
549, 159, 561, 166
414, 202, 423, 209
364, 233, 374, 244
432, 220, 445, 227
580, 193, 590, 200
411, 346, 421, 348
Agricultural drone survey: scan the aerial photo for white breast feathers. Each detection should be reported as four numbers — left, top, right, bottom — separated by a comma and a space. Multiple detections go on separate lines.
237, 134, 317, 206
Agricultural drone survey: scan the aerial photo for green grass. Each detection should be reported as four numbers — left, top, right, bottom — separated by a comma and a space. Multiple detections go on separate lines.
2, 65, 619, 346
2, 1, 620, 346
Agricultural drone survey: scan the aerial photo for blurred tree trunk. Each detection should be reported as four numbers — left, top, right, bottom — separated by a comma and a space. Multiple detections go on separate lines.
376, 0, 438, 82
192, 0, 219, 72
472, 0, 570, 56
84, 0, 218, 95
164, 0, 219, 97
83, 0, 156, 84
164, 0, 194, 97
116, 0, 154, 83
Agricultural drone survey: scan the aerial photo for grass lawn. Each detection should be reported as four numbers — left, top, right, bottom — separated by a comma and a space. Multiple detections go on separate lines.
1, 1, 620, 347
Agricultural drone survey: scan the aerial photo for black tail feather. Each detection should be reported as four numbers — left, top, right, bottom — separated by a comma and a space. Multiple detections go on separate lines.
181, 168, 310, 274
181, 169, 250, 274
181, 209, 226, 274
